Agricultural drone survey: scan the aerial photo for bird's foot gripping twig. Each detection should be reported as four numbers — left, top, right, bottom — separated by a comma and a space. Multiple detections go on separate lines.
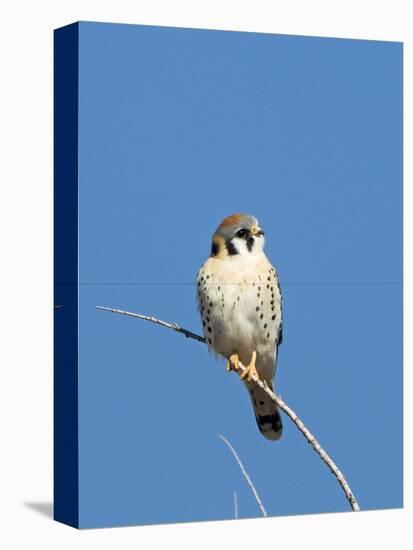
226, 353, 240, 373
240, 350, 258, 382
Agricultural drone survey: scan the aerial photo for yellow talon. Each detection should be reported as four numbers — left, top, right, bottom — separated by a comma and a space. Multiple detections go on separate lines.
226, 353, 240, 372
240, 351, 259, 382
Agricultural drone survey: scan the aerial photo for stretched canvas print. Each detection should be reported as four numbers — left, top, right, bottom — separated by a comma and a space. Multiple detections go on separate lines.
54, 21, 403, 529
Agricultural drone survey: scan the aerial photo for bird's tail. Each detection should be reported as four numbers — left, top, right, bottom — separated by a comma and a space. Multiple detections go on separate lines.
246, 381, 282, 441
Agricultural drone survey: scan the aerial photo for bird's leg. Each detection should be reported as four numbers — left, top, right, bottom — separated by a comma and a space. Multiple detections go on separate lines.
226, 353, 240, 373
240, 350, 259, 382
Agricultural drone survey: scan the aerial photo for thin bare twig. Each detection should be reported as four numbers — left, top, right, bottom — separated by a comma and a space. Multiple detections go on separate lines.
96, 305, 360, 512
218, 434, 267, 517
233, 491, 238, 519
96, 306, 205, 342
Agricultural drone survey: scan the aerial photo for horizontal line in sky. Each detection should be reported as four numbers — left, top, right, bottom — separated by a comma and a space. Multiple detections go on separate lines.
54, 281, 403, 286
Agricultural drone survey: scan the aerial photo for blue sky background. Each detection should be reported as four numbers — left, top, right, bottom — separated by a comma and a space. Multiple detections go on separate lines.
76, 22, 402, 528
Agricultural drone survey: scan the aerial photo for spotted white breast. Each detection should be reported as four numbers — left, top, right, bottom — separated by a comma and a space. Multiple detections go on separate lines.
196, 252, 282, 383
196, 212, 283, 440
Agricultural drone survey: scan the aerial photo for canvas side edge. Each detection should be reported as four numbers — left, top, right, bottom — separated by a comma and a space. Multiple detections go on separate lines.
53, 22, 80, 529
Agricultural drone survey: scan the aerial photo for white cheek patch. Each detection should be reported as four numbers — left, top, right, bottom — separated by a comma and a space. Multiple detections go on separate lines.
226, 238, 240, 256
231, 236, 264, 256
254, 235, 265, 253
232, 237, 248, 255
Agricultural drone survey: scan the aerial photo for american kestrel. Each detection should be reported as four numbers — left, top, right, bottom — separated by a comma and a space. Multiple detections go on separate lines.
196, 213, 283, 441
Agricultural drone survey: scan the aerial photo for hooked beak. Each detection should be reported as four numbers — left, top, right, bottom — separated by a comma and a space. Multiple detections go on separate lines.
251, 224, 264, 237
251, 225, 264, 237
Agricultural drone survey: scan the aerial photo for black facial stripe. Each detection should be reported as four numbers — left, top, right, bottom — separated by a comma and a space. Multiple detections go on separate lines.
246, 236, 254, 252
211, 241, 219, 256
226, 239, 239, 256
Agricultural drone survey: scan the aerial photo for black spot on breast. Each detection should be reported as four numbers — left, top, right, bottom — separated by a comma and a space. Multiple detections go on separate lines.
256, 306, 260, 312
260, 313, 264, 320
258, 286, 261, 291
267, 332, 270, 338
218, 286, 221, 291
264, 323, 267, 329
206, 316, 210, 322
206, 275, 210, 279
272, 314, 276, 320
207, 326, 212, 333
267, 276, 271, 281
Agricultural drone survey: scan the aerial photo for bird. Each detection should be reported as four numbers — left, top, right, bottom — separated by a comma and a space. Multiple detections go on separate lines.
196, 213, 283, 441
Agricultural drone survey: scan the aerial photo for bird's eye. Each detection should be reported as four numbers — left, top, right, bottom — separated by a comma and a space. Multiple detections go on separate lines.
236, 229, 248, 238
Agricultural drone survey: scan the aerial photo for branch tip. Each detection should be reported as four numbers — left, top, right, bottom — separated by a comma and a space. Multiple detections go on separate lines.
97, 304, 360, 512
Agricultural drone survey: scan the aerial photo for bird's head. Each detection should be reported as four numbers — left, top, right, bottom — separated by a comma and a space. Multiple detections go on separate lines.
210, 213, 265, 258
